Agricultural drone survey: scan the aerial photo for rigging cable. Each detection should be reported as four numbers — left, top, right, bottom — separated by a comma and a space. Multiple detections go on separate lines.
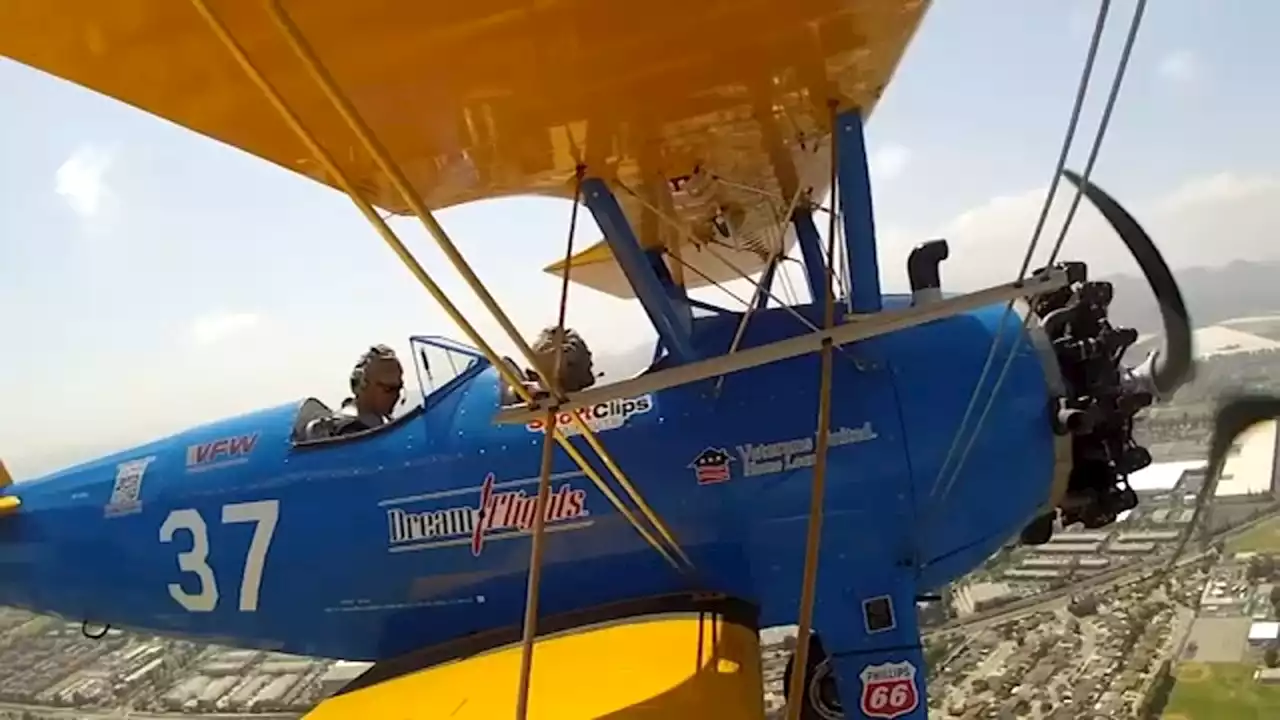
1044, 0, 1150, 267
926, 0, 1109, 505
937, 0, 1149, 509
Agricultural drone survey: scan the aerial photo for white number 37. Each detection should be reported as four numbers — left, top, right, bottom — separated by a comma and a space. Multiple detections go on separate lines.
159, 500, 280, 613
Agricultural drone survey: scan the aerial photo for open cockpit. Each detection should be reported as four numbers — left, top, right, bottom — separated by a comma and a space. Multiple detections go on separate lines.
410, 335, 489, 406
287, 336, 489, 447
286, 327, 604, 446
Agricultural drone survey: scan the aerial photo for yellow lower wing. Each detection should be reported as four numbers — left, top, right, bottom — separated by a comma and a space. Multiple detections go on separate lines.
305, 611, 764, 719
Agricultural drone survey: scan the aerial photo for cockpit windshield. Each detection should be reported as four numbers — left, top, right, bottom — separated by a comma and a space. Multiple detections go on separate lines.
409, 336, 487, 405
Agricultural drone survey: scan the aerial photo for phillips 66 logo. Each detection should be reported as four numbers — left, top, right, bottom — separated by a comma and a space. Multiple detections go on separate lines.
858, 660, 919, 719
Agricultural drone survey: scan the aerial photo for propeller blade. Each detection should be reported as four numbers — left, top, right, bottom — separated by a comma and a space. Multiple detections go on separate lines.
1163, 393, 1280, 562
1207, 394, 1280, 482
1060, 169, 1194, 398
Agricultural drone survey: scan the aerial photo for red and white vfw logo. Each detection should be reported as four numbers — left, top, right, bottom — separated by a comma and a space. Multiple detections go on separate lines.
858, 660, 919, 719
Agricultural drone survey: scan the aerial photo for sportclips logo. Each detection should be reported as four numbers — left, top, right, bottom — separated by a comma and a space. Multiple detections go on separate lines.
525, 395, 654, 436
386, 473, 591, 556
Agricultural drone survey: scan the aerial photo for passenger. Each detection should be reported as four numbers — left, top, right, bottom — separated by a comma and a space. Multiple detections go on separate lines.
500, 327, 597, 405
532, 326, 596, 393
303, 345, 404, 440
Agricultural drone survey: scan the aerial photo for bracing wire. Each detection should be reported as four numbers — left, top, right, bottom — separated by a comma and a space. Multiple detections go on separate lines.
1045, 0, 1149, 267
935, 0, 1149, 509
927, 0, 1114, 503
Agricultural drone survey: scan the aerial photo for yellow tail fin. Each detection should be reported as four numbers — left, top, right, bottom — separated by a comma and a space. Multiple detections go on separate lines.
0, 460, 19, 516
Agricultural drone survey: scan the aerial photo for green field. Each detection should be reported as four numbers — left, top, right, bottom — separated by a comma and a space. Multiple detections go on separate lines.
1227, 517, 1280, 554
1163, 663, 1280, 720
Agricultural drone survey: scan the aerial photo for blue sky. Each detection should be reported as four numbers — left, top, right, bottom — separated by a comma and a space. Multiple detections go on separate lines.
2, 0, 1277, 477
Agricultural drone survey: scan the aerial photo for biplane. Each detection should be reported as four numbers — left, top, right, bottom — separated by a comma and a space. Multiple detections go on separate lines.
0, 1, 1195, 718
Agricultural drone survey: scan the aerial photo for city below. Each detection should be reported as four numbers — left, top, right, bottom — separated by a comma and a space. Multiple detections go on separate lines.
2, 417, 1278, 719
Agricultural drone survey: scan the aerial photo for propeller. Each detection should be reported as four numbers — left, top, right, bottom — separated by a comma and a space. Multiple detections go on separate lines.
1019, 170, 1195, 541
1060, 169, 1195, 400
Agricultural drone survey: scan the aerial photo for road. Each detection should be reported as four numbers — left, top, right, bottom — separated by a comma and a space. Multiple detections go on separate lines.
0, 703, 298, 719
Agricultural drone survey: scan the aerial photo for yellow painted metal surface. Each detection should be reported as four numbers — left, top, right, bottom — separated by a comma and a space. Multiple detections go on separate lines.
0, 496, 20, 516
0, 0, 929, 296
304, 612, 765, 719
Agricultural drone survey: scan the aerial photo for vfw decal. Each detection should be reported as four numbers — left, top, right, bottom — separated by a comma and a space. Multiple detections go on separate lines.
858, 660, 919, 719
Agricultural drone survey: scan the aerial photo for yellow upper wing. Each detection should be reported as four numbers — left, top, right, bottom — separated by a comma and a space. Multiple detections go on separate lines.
0, 0, 928, 296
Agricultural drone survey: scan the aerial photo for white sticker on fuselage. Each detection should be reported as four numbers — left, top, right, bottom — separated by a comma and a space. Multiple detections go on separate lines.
105, 456, 155, 518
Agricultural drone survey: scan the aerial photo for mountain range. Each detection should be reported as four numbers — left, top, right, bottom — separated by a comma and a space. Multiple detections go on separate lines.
593, 260, 1280, 377
1103, 260, 1280, 337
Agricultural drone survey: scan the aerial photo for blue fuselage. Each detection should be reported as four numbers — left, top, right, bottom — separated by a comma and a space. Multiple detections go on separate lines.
0, 298, 1058, 660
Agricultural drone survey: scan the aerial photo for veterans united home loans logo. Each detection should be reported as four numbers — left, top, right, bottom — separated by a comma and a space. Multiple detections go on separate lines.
735, 422, 879, 478
689, 448, 733, 485
385, 473, 592, 556
525, 395, 654, 436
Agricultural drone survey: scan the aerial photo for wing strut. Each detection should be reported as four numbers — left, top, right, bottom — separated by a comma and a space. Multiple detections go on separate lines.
782, 100, 842, 720
515, 168, 586, 718
186, 0, 691, 577
190, 3, 695, 715
255, 0, 692, 569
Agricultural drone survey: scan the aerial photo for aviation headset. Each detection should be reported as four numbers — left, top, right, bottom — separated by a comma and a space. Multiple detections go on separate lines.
349, 344, 400, 395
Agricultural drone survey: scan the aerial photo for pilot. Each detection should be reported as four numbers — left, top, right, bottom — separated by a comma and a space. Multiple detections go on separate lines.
303, 345, 404, 440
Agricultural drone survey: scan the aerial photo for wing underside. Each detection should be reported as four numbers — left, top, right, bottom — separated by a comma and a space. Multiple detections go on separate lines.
306, 597, 763, 719
0, 1, 928, 295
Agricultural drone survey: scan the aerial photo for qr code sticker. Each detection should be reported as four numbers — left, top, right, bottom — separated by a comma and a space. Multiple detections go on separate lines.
105, 458, 152, 517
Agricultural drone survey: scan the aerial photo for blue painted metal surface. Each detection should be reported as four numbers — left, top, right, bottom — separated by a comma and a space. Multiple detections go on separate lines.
755, 257, 779, 310
837, 111, 884, 314
582, 178, 697, 362
792, 210, 828, 303
0, 302, 1054, 709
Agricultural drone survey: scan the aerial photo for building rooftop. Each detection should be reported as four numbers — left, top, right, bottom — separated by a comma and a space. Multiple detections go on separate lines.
1249, 621, 1280, 641
1128, 460, 1206, 492
1218, 420, 1278, 497
1126, 421, 1277, 497
966, 582, 1013, 604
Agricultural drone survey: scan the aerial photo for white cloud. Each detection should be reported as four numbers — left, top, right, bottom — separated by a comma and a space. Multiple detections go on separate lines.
870, 144, 912, 182
187, 311, 262, 346
1157, 50, 1201, 84
877, 171, 1280, 292
55, 144, 114, 218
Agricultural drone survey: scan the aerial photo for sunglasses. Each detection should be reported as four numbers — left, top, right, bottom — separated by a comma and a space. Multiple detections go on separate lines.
377, 381, 404, 393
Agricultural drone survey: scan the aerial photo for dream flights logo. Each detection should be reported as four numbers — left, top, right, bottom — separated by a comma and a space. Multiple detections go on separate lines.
386, 473, 591, 555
